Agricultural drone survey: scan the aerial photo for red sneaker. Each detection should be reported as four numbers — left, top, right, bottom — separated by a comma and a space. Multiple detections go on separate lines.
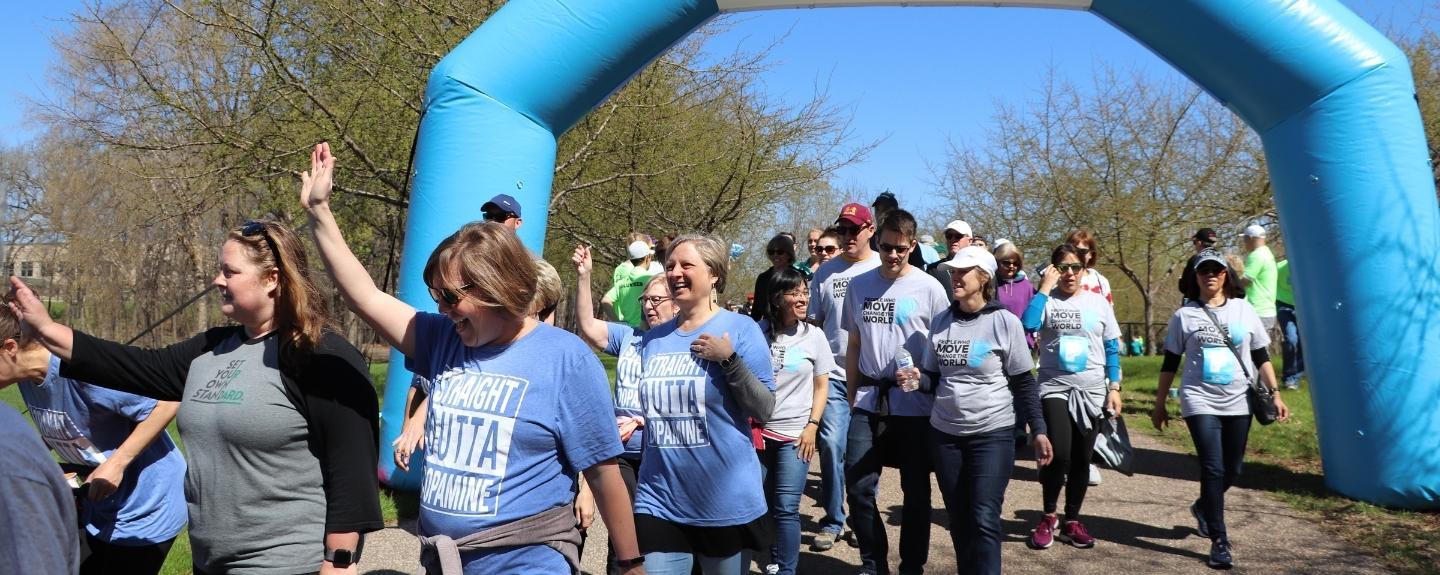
1028, 514, 1059, 549
1059, 520, 1096, 548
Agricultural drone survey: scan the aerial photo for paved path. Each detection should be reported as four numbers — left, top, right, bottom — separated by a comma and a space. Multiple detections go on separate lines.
360, 430, 1388, 574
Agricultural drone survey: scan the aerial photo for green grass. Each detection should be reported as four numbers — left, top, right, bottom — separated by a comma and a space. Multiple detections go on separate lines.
1116, 356, 1440, 575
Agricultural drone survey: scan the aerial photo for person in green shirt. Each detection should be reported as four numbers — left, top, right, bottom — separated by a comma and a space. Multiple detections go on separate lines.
1240, 225, 1279, 353
1275, 259, 1305, 389
603, 237, 661, 329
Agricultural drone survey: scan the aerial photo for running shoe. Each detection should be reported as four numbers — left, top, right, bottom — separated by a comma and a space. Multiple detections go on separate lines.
1028, 514, 1059, 549
1191, 500, 1210, 539
811, 530, 838, 551
1208, 538, 1233, 570
1088, 463, 1103, 485
1059, 520, 1096, 549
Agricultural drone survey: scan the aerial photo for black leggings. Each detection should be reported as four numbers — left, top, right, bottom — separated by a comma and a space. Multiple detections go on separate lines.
82, 534, 176, 575
1039, 397, 1101, 520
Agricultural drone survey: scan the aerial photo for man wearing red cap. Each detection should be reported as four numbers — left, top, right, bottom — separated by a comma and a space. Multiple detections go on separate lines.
804, 202, 879, 552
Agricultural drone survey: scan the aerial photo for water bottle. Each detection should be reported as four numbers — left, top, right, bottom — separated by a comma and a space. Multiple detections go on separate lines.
896, 345, 918, 392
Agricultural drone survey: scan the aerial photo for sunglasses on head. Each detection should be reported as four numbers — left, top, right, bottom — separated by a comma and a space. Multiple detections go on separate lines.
429, 282, 477, 306
240, 220, 282, 267
816, 245, 839, 255
1055, 263, 1085, 274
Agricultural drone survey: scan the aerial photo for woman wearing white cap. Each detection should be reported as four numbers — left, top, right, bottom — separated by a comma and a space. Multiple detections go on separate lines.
1151, 248, 1289, 570
1021, 244, 1123, 551
908, 245, 1052, 575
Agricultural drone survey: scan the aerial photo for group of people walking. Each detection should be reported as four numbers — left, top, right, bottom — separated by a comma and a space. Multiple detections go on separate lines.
0, 143, 1292, 575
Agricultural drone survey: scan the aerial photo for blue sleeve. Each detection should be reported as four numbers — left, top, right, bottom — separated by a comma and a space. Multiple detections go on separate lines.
603, 322, 631, 356
1104, 338, 1122, 383
1021, 292, 1049, 331
78, 382, 157, 423
402, 312, 450, 380
555, 347, 624, 475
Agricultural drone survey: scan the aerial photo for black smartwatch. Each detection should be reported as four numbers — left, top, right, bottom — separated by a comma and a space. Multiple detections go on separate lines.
325, 547, 359, 568
615, 556, 646, 569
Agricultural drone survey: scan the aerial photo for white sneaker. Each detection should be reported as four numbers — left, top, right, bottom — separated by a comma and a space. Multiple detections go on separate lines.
765, 564, 780, 575
1088, 463, 1102, 486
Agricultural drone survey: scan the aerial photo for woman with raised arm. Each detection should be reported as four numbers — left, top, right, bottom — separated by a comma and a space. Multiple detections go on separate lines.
299, 142, 642, 575
635, 233, 776, 575
1152, 249, 1289, 570
7, 218, 382, 574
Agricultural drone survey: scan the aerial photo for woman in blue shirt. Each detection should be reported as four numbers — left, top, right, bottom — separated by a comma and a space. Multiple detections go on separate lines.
635, 233, 777, 575
0, 307, 186, 575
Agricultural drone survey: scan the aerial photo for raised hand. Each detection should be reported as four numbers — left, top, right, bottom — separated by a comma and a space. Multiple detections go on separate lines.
573, 245, 592, 279
1039, 265, 1062, 292
7, 276, 53, 334
300, 142, 336, 210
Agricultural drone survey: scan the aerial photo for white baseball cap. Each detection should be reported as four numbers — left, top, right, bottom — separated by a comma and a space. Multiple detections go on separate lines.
627, 240, 654, 260
919, 234, 935, 245
938, 246, 996, 276
944, 220, 972, 237
1243, 224, 1267, 238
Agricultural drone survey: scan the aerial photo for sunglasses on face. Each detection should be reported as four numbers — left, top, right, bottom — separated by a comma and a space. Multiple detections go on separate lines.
240, 220, 283, 267
1197, 266, 1228, 277
768, 249, 790, 256
944, 233, 968, 243
998, 259, 1020, 268
877, 242, 911, 255
429, 282, 476, 306
483, 210, 516, 223
1071, 247, 1092, 258
835, 225, 863, 237
816, 245, 839, 255
1055, 263, 1085, 274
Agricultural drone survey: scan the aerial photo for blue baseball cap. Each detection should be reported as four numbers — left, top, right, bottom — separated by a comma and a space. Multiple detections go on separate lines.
482, 194, 522, 218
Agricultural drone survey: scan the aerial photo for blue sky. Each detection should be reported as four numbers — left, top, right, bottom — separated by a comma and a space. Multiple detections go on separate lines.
1, 0, 1433, 214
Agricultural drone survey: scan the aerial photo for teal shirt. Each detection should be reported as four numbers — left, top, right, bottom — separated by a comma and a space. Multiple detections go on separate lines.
1243, 245, 1278, 317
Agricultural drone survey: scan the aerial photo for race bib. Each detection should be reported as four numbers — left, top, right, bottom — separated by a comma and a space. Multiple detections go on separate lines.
1057, 335, 1090, 373
1201, 346, 1238, 385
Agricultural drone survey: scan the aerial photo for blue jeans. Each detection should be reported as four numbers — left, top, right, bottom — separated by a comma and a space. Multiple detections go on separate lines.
759, 439, 807, 575
845, 410, 932, 575
816, 377, 850, 533
931, 426, 1014, 575
643, 550, 751, 575
1185, 414, 1251, 541
1277, 303, 1304, 385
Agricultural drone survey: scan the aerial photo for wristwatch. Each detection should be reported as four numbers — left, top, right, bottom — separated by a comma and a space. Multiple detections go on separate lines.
720, 352, 740, 370
325, 547, 359, 568
616, 556, 646, 569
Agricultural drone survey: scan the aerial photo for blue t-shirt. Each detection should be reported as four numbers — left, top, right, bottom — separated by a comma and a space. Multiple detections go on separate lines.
18, 356, 187, 545
405, 315, 622, 574
634, 310, 775, 526
604, 322, 646, 456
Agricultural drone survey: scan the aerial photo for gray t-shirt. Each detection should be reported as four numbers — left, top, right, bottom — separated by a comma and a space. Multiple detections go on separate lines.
808, 253, 880, 380
1163, 298, 1270, 417
179, 335, 327, 573
759, 321, 837, 438
1035, 290, 1121, 392
840, 267, 949, 417
922, 307, 1034, 436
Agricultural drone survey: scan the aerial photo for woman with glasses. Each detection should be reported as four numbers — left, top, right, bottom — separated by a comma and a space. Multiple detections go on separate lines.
7, 215, 383, 573
916, 246, 1051, 575
754, 266, 832, 575
1064, 229, 1112, 304
814, 228, 842, 267
298, 143, 642, 574
636, 233, 776, 574
992, 242, 1035, 349
1152, 249, 1289, 570
573, 244, 678, 574
752, 233, 804, 323
1022, 244, 1123, 551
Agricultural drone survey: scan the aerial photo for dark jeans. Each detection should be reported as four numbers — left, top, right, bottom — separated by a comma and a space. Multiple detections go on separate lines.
83, 535, 176, 575
606, 455, 641, 575
931, 426, 1013, 575
845, 410, 932, 575
1277, 303, 1305, 385
1039, 397, 1101, 520
1185, 414, 1252, 541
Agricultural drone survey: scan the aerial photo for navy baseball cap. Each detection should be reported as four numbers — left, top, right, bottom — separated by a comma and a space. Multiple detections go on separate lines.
482, 194, 522, 218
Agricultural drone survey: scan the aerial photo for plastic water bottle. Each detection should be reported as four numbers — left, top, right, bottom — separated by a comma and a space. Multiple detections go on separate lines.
896, 345, 918, 392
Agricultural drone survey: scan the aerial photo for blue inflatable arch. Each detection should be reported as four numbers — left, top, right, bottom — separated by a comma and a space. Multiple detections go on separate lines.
381, 0, 1440, 509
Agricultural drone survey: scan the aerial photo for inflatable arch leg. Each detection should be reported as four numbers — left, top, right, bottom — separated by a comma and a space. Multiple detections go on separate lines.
378, 0, 1440, 511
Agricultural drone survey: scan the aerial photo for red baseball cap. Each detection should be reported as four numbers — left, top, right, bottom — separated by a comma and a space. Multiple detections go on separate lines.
836, 203, 873, 227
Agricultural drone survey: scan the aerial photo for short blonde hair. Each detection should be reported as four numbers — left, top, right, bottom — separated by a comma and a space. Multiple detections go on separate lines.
668, 233, 730, 293
423, 222, 536, 319
531, 259, 563, 319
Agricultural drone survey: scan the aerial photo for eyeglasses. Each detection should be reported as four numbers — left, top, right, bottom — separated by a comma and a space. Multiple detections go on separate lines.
834, 224, 863, 237
638, 295, 671, 307
816, 245, 839, 255
483, 210, 516, 223
877, 242, 911, 255
429, 282, 477, 306
782, 288, 808, 298
1054, 263, 1085, 274
240, 220, 282, 268
1196, 266, 1228, 277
